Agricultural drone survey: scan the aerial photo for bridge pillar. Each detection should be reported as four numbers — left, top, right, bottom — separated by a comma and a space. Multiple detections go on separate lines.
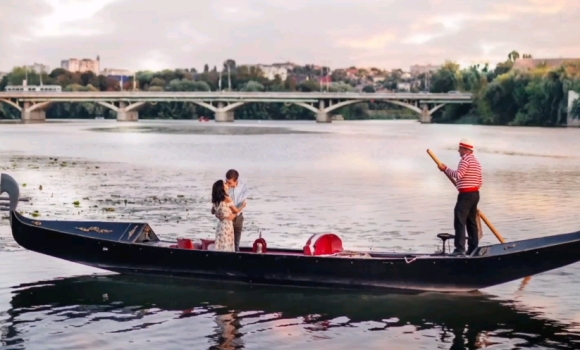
419, 104, 431, 123
116, 102, 139, 122
215, 102, 234, 122
315, 100, 331, 123
568, 91, 580, 127
21, 102, 46, 123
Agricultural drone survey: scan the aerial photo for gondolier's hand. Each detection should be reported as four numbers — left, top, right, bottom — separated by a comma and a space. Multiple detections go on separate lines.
438, 163, 447, 171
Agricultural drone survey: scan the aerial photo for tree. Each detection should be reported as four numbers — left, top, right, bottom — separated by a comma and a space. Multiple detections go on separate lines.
223, 59, 236, 71
430, 61, 461, 93
508, 50, 520, 62
362, 85, 376, 93
49, 68, 69, 78
298, 80, 319, 92
242, 80, 264, 91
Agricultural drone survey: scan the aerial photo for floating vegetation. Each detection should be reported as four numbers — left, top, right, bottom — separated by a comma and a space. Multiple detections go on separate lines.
87, 125, 326, 135
103, 207, 115, 212
22, 183, 26, 187
31, 210, 40, 217
73, 201, 80, 206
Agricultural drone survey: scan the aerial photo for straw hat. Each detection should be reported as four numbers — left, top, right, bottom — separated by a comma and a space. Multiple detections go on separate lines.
459, 138, 474, 151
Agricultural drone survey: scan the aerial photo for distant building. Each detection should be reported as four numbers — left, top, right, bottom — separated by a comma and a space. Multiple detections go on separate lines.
410, 64, 441, 76
372, 75, 386, 83
61, 55, 100, 74
101, 68, 133, 82
396, 82, 411, 92
270, 62, 298, 71
256, 65, 288, 81
318, 76, 331, 85
25, 63, 50, 74
512, 58, 580, 71
345, 68, 358, 77
290, 74, 309, 84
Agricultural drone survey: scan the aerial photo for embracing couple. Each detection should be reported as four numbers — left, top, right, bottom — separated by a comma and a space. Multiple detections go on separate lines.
211, 169, 248, 252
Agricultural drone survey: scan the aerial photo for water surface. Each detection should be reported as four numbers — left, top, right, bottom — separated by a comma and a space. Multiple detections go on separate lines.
1, 119, 580, 349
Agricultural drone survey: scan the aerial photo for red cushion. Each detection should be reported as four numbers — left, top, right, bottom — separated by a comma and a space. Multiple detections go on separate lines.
303, 233, 343, 256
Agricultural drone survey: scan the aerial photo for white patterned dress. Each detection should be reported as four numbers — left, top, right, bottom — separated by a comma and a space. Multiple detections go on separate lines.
213, 201, 235, 252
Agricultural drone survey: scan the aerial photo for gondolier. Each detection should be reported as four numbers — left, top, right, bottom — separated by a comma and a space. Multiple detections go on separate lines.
437, 138, 482, 256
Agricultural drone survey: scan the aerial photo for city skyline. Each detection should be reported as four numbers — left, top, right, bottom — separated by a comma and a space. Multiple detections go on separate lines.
1, 0, 579, 72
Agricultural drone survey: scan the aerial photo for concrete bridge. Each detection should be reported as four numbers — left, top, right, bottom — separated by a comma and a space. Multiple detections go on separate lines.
0, 91, 473, 123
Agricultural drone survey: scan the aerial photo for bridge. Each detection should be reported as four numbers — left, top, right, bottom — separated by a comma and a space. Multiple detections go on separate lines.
0, 91, 473, 123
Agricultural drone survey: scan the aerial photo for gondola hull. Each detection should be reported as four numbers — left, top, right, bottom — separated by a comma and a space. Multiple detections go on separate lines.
9, 209, 580, 293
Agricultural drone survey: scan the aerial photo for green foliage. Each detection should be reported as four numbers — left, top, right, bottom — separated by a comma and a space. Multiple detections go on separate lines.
429, 55, 580, 126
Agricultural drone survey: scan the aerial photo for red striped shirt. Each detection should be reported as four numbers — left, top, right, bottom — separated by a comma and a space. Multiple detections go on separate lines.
444, 153, 482, 192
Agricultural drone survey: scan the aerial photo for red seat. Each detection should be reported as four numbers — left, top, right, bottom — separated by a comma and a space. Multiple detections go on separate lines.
177, 238, 193, 249
303, 233, 343, 256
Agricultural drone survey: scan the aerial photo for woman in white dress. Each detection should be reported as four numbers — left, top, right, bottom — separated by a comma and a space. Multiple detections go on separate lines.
211, 179, 246, 252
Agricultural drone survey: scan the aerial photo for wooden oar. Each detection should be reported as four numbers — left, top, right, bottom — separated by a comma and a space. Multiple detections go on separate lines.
426, 149, 505, 244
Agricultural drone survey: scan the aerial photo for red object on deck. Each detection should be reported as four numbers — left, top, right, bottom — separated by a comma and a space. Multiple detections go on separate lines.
200, 239, 215, 250
252, 237, 267, 253
303, 233, 343, 256
177, 238, 193, 249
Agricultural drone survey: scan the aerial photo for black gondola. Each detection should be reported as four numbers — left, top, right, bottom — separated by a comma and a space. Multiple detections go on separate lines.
3, 172, 580, 293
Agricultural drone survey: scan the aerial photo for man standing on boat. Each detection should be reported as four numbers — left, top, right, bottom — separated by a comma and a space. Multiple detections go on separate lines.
437, 139, 482, 256
213, 169, 248, 252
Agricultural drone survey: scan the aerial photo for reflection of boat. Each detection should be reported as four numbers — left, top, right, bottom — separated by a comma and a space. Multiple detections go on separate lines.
5, 275, 580, 349
3, 172, 580, 293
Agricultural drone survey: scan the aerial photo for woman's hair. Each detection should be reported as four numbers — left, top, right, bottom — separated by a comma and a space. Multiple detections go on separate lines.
212, 179, 227, 206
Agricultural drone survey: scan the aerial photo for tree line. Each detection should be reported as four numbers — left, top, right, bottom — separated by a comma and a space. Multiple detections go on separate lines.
429, 52, 580, 126
1, 53, 580, 126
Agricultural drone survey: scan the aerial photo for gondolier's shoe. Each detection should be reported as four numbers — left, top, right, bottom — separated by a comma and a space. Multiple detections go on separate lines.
450, 249, 466, 256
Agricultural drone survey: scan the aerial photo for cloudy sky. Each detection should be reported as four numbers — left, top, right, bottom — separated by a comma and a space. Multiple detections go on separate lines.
1, 0, 579, 73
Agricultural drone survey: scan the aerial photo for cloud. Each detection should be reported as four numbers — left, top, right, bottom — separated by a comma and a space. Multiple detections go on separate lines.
337, 32, 396, 49
0, 0, 578, 72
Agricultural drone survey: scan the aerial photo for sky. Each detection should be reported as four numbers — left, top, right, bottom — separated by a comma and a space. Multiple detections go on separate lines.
1, 0, 579, 73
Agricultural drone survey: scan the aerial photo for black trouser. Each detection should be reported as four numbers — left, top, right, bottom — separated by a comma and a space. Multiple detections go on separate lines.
453, 191, 480, 253
233, 214, 244, 252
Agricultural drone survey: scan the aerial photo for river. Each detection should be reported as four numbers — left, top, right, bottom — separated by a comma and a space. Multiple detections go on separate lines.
1, 119, 580, 349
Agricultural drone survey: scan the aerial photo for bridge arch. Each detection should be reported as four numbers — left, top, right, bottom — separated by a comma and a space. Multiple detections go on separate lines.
28, 101, 52, 112
290, 99, 436, 117
382, 100, 422, 115
429, 104, 446, 114
324, 100, 363, 113
190, 101, 246, 113
292, 102, 319, 114
0, 99, 22, 112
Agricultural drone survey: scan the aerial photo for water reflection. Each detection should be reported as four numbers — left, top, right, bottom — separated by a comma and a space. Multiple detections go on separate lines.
3, 275, 580, 349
